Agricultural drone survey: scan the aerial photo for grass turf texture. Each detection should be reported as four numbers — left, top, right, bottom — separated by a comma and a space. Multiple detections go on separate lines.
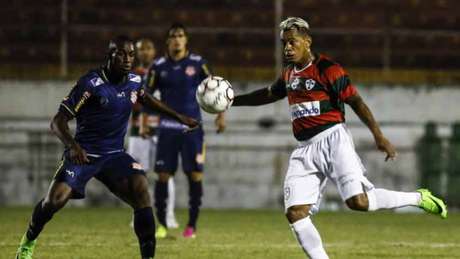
1, 207, 459, 259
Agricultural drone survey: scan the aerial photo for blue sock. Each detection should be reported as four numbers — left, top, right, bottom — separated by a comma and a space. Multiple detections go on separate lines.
26, 199, 54, 241
187, 178, 203, 229
134, 207, 156, 258
154, 181, 168, 227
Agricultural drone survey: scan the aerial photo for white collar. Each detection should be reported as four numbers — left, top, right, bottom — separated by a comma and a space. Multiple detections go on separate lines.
294, 61, 312, 73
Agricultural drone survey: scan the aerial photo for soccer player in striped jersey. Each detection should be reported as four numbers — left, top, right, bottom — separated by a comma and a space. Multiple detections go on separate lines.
233, 17, 447, 258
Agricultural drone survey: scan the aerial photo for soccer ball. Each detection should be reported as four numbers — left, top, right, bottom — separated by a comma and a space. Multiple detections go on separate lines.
196, 76, 234, 114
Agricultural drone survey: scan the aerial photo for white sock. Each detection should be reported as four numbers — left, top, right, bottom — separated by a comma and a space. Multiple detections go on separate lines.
290, 217, 329, 259
367, 188, 421, 211
166, 178, 176, 218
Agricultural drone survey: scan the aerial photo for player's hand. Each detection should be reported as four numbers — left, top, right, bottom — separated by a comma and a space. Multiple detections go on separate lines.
179, 115, 201, 132
69, 143, 90, 165
215, 113, 226, 134
375, 135, 397, 161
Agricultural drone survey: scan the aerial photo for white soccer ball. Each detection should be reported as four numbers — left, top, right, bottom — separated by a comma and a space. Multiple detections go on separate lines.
196, 76, 234, 114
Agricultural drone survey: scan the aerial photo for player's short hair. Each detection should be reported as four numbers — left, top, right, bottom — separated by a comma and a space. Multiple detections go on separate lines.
135, 38, 155, 49
108, 35, 134, 54
279, 17, 310, 38
167, 22, 188, 38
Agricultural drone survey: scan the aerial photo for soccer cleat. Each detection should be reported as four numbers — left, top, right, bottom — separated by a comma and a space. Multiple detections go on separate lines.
417, 189, 448, 219
166, 215, 179, 229
182, 226, 196, 239
155, 225, 168, 239
15, 234, 36, 259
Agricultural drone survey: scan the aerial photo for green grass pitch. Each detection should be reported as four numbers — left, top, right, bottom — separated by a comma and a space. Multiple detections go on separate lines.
1, 207, 459, 258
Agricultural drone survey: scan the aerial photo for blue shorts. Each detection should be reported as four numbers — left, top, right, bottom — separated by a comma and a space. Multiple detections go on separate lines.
154, 128, 205, 174
54, 151, 145, 199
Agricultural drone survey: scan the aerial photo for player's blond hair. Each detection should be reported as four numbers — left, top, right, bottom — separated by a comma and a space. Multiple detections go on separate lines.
279, 17, 310, 37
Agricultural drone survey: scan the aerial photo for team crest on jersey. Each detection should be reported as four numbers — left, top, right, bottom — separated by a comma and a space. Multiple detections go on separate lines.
129, 74, 141, 83
185, 66, 196, 76
288, 77, 316, 91
130, 91, 138, 104
305, 79, 316, 90
160, 71, 168, 78
90, 77, 104, 87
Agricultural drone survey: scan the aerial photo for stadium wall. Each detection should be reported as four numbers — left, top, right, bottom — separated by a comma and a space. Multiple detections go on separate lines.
0, 81, 458, 208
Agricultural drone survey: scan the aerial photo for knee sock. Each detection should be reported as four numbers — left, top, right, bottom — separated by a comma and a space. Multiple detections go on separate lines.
134, 207, 156, 258
291, 217, 329, 259
367, 188, 421, 211
166, 178, 176, 219
154, 181, 168, 227
26, 199, 55, 241
187, 178, 203, 229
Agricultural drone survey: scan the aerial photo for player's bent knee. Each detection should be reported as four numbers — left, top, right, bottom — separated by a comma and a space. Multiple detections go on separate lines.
44, 183, 71, 211
345, 193, 369, 211
157, 172, 170, 182
43, 194, 67, 212
189, 171, 203, 182
286, 205, 311, 224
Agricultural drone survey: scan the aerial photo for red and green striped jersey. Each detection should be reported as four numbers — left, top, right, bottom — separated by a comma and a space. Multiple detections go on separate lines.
271, 54, 358, 141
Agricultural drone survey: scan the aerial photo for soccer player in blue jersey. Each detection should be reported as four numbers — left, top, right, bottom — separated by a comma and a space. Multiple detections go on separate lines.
15, 36, 199, 259
145, 23, 225, 239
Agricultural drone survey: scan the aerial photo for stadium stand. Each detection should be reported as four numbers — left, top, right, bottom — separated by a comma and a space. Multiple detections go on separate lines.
1, 0, 459, 83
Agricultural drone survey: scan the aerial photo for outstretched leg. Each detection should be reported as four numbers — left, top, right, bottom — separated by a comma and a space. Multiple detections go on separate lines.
345, 188, 447, 218
17, 181, 72, 259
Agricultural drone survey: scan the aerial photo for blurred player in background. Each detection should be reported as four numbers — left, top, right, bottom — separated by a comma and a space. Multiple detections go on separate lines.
15, 36, 199, 259
145, 23, 225, 239
232, 17, 447, 258
129, 38, 179, 228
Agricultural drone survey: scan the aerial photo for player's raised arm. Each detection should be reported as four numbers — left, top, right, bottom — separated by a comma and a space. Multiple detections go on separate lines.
139, 91, 200, 129
233, 78, 286, 106
346, 94, 397, 161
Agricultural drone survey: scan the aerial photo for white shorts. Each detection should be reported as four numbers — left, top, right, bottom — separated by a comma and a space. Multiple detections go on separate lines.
127, 136, 157, 172
284, 124, 374, 213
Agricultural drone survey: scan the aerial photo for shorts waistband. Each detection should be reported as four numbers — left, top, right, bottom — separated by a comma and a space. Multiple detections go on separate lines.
298, 123, 344, 146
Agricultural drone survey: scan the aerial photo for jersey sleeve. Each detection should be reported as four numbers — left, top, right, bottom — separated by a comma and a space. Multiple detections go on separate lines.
324, 64, 358, 101
268, 78, 287, 98
59, 78, 93, 118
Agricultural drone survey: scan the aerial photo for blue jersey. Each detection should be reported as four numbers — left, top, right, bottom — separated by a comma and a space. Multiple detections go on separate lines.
59, 68, 144, 155
145, 53, 210, 128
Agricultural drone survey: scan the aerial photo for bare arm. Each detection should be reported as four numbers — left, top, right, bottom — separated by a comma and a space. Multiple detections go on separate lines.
346, 94, 397, 161
140, 92, 200, 129
50, 111, 89, 164
233, 79, 286, 106
215, 112, 226, 133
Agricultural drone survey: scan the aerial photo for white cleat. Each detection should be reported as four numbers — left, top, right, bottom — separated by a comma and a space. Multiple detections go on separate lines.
166, 216, 179, 229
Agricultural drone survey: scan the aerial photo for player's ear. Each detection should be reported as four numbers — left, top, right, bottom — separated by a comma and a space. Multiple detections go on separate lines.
305, 35, 312, 48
